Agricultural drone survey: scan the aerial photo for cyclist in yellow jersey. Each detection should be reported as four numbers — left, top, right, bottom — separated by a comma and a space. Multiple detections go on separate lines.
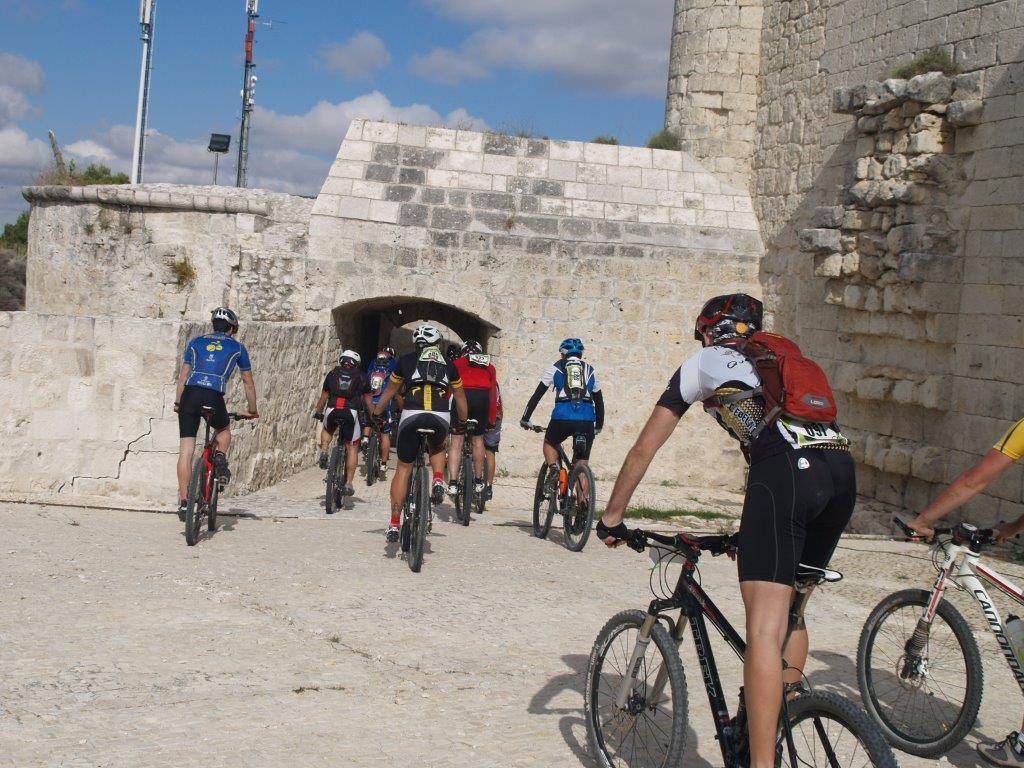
909, 417, 1024, 766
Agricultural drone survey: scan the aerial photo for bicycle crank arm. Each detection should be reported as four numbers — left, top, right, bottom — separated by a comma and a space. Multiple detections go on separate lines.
615, 614, 658, 709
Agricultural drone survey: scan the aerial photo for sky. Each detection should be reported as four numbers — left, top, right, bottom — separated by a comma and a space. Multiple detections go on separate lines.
0, 0, 674, 226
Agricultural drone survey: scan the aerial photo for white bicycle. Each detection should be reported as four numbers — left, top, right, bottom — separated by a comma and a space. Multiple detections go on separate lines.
857, 517, 1024, 756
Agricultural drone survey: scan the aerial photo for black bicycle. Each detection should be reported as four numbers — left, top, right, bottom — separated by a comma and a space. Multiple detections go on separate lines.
314, 413, 351, 515
585, 527, 898, 768
527, 422, 595, 552
363, 415, 387, 488
452, 423, 485, 525
184, 408, 252, 546
400, 426, 445, 573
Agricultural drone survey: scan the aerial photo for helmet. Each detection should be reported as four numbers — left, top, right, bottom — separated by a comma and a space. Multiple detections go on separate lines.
412, 324, 442, 348
339, 349, 361, 367
211, 307, 239, 331
461, 340, 483, 356
559, 338, 584, 358
377, 346, 396, 359
694, 294, 763, 345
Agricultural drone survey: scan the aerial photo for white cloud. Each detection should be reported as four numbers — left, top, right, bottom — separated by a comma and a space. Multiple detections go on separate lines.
317, 32, 391, 80
0, 125, 49, 171
0, 51, 45, 94
416, 0, 672, 95
410, 48, 488, 86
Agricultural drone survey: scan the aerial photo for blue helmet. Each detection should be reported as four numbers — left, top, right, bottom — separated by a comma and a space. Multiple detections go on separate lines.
559, 337, 584, 358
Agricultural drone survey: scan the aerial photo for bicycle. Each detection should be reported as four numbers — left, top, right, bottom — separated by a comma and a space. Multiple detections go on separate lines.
363, 414, 387, 488
585, 526, 898, 768
451, 421, 485, 526
526, 422, 595, 552
315, 412, 355, 515
184, 408, 251, 547
399, 424, 453, 573
857, 517, 1024, 756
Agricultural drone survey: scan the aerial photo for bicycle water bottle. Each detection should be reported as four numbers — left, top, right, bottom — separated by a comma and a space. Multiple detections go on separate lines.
559, 467, 568, 495
1006, 615, 1024, 665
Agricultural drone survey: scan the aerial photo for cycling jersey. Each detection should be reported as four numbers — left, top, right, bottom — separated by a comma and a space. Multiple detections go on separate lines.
391, 346, 462, 415
183, 333, 251, 394
995, 418, 1024, 460
657, 345, 847, 464
454, 354, 499, 424
322, 366, 368, 410
366, 359, 398, 405
541, 358, 601, 422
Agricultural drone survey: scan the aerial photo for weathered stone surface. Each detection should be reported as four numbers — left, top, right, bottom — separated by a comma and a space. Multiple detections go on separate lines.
799, 228, 841, 253
947, 99, 983, 126
906, 72, 953, 104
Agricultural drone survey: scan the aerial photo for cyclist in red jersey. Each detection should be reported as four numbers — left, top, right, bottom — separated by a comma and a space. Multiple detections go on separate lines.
447, 341, 498, 501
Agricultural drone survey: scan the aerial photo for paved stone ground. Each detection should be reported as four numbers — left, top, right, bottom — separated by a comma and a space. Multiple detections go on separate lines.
2, 465, 1023, 767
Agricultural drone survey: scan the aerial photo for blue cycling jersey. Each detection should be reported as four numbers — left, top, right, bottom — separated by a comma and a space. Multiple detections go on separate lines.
366, 359, 398, 406
541, 358, 601, 421
183, 333, 252, 394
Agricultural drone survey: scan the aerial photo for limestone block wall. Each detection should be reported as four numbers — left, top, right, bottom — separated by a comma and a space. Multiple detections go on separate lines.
0, 311, 334, 507
306, 120, 764, 485
23, 184, 313, 323
665, 0, 764, 189
752, 0, 1024, 523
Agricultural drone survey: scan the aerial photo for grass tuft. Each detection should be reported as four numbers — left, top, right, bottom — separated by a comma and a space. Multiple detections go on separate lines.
622, 506, 731, 522
590, 135, 619, 145
646, 129, 681, 151
893, 48, 960, 79
167, 255, 196, 286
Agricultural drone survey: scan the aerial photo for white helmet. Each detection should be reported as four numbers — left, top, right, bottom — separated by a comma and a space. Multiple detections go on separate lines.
412, 324, 442, 348
339, 349, 361, 366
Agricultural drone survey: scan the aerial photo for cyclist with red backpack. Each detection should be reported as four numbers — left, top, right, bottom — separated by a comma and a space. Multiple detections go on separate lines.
313, 350, 369, 497
596, 293, 853, 768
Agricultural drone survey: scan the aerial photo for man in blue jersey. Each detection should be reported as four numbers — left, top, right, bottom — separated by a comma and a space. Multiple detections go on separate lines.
173, 308, 258, 517
520, 337, 604, 495
365, 347, 399, 478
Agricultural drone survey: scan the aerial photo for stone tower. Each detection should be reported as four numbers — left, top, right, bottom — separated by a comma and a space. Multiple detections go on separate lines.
665, 0, 762, 190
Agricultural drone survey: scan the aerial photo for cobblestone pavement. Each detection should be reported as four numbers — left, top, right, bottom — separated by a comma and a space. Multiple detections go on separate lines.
2, 467, 1022, 766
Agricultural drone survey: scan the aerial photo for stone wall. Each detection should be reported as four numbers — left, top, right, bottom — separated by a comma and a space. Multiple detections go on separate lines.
750, 0, 1024, 523
665, 0, 763, 189
0, 311, 334, 507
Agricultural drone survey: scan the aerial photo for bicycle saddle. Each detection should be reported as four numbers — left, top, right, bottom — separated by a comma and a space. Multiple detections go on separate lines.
416, 428, 436, 433
794, 563, 843, 585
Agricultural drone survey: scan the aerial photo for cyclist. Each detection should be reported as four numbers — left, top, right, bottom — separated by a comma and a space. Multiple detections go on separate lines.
365, 346, 399, 479
312, 350, 367, 497
447, 340, 498, 501
908, 418, 1024, 766
519, 337, 604, 495
596, 294, 853, 768
372, 324, 470, 543
482, 382, 503, 501
173, 307, 258, 518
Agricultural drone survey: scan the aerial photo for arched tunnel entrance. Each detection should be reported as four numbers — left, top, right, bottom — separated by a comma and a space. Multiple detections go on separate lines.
331, 296, 500, 363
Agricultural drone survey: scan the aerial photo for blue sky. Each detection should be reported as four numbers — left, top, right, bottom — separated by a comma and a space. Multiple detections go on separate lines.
0, 0, 674, 225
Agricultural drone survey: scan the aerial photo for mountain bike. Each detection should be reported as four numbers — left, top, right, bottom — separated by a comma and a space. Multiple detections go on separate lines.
451, 423, 485, 525
857, 517, 1024, 756
399, 423, 457, 573
527, 423, 595, 552
184, 408, 252, 547
585, 526, 898, 768
314, 413, 353, 515
363, 414, 387, 487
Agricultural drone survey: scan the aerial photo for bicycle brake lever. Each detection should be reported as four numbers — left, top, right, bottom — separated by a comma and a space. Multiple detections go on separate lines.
626, 530, 646, 553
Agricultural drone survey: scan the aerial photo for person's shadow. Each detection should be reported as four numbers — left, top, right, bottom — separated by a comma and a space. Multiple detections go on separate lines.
530, 653, 712, 767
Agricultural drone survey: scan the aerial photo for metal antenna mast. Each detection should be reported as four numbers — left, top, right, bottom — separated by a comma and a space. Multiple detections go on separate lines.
130, 0, 156, 184
235, 0, 259, 187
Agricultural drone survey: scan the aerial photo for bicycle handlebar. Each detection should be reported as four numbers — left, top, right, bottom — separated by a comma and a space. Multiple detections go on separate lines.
623, 526, 738, 558
229, 412, 257, 421
894, 516, 994, 547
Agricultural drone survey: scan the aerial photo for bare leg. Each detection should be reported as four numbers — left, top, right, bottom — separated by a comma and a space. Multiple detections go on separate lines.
214, 426, 231, 454
486, 449, 497, 484
344, 442, 358, 485
740, 580, 793, 768
319, 427, 333, 452
380, 433, 391, 464
542, 441, 558, 466
448, 433, 464, 482
783, 588, 812, 688
429, 447, 446, 477
471, 435, 485, 479
177, 437, 196, 500
390, 461, 412, 523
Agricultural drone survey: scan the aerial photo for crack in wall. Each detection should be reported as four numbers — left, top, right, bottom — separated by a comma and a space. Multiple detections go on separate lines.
57, 418, 159, 494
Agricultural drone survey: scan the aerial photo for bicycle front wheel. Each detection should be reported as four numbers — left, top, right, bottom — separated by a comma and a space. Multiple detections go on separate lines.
365, 429, 379, 486
856, 588, 982, 757
532, 463, 555, 539
409, 463, 430, 573
585, 609, 687, 768
184, 455, 205, 546
563, 462, 596, 552
779, 690, 898, 768
207, 477, 218, 532
456, 449, 472, 526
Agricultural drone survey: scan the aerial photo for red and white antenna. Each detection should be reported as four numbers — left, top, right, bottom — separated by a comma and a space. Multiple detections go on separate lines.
235, 0, 259, 187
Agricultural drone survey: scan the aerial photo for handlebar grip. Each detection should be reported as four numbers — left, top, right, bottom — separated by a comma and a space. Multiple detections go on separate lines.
893, 517, 913, 536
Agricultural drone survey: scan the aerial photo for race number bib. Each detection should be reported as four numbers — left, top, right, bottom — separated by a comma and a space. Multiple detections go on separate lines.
778, 418, 849, 448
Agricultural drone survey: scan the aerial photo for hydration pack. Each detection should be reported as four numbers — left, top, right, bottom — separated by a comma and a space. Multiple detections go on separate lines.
414, 346, 449, 387
563, 357, 588, 402
368, 367, 389, 396
708, 332, 837, 436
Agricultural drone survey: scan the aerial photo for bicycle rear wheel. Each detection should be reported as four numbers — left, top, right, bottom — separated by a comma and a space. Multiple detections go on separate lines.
184, 455, 205, 546
325, 443, 341, 515
856, 588, 982, 756
563, 462, 596, 552
409, 462, 430, 572
477, 453, 489, 514
208, 477, 219, 532
365, 429, 379, 487
585, 609, 687, 768
532, 463, 555, 538
455, 448, 472, 526
779, 690, 898, 767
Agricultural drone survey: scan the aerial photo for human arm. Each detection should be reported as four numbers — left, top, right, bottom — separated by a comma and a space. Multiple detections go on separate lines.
487, 367, 499, 427
452, 385, 469, 422
593, 389, 605, 432
240, 370, 258, 417
908, 448, 1015, 538
520, 382, 547, 427
174, 363, 191, 412
372, 378, 401, 414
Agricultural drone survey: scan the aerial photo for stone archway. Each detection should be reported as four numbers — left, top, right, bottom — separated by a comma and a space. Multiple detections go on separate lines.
331, 295, 500, 363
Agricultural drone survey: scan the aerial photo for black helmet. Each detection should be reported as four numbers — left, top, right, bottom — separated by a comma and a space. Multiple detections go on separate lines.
211, 307, 239, 331
378, 346, 396, 359
694, 294, 762, 345
461, 340, 483, 356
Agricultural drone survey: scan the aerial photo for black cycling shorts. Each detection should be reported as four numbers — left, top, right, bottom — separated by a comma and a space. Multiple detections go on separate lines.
396, 412, 449, 464
324, 407, 360, 443
737, 448, 856, 586
544, 419, 595, 460
456, 388, 490, 436
178, 385, 229, 439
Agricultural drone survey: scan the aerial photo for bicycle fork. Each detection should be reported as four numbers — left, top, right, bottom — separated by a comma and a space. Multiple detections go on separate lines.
615, 613, 660, 709
903, 561, 954, 678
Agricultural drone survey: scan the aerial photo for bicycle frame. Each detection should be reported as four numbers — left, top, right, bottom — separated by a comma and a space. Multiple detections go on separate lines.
197, 415, 218, 504
918, 540, 1024, 693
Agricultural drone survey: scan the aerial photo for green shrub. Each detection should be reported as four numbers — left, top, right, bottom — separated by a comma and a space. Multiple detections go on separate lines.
0, 210, 29, 253
893, 48, 960, 79
646, 129, 681, 151
167, 255, 197, 286
591, 135, 619, 145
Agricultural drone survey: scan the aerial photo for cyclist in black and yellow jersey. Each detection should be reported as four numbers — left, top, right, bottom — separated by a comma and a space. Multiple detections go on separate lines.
909, 417, 1024, 766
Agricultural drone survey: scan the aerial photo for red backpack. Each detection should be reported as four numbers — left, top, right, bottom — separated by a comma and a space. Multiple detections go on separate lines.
715, 332, 837, 436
